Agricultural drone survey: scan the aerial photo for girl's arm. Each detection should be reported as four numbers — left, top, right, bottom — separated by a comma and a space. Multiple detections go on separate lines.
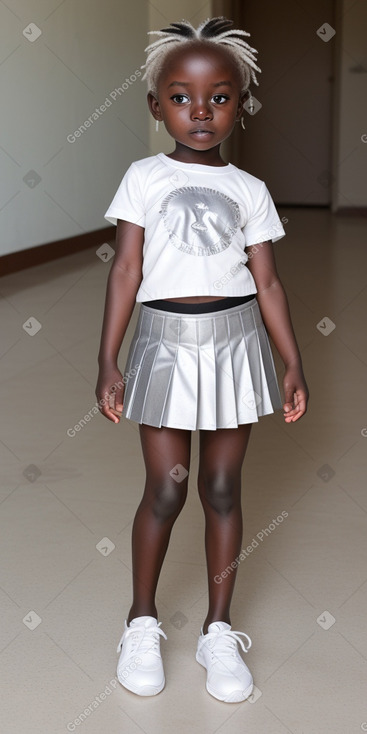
246, 241, 309, 423
96, 219, 144, 423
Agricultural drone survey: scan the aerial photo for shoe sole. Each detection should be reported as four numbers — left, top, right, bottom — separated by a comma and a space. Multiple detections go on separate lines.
196, 652, 253, 703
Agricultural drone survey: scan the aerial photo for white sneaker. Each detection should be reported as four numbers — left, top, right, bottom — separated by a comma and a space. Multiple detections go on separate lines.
196, 621, 253, 702
116, 615, 167, 696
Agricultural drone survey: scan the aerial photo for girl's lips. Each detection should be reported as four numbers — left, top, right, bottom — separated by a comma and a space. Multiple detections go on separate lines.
190, 130, 214, 138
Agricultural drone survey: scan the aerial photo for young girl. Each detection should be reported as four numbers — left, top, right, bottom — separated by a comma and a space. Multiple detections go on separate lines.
96, 17, 309, 703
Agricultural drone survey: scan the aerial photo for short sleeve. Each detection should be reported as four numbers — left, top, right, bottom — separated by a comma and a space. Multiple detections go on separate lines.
243, 182, 285, 246
104, 163, 145, 227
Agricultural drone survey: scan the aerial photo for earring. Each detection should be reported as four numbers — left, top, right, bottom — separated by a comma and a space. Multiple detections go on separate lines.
247, 90, 255, 114
155, 119, 159, 132
240, 90, 255, 130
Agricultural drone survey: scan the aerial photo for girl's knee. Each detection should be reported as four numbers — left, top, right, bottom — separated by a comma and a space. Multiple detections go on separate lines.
199, 474, 240, 516
149, 479, 188, 522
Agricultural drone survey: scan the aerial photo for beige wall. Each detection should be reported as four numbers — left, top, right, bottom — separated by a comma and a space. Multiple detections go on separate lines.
1, 1, 150, 257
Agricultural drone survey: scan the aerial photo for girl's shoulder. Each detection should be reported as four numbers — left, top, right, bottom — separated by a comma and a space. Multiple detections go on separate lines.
229, 161, 266, 190
123, 154, 168, 187
129, 153, 162, 171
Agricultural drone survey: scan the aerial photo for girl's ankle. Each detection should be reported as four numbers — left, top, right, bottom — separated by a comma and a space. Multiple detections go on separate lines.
127, 607, 158, 625
202, 616, 231, 635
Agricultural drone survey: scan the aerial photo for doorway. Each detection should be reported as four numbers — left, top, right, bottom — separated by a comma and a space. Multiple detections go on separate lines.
215, 0, 335, 205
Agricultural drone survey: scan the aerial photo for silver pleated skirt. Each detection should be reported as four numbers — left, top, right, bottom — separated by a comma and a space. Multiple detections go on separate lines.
121, 298, 282, 431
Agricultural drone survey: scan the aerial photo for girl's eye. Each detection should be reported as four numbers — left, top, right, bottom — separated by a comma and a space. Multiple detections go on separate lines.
170, 94, 229, 105
212, 94, 229, 104
171, 94, 189, 104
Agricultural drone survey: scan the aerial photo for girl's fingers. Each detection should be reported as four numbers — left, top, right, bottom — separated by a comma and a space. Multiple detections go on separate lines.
109, 386, 124, 409
283, 391, 307, 422
97, 387, 124, 423
110, 399, 123, 417
110, 407, 122, 421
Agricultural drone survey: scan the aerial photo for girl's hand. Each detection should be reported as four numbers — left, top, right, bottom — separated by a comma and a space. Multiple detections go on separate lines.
95, 364, 125, 424
282, 364, 309, 423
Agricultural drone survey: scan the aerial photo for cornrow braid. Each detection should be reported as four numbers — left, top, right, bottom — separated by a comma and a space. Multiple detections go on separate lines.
141, 17, 261, 97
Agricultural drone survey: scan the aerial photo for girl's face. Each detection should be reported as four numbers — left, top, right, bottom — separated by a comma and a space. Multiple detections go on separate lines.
148, 43, 245, 159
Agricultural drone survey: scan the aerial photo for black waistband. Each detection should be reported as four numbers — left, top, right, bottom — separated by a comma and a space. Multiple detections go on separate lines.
141, 294, 256, 314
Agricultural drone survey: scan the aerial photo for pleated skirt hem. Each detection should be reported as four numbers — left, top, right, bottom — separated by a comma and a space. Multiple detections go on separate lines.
120, 298, 282, 431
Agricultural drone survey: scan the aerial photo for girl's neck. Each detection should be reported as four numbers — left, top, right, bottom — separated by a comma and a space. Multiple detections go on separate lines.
165, 142, 228, 167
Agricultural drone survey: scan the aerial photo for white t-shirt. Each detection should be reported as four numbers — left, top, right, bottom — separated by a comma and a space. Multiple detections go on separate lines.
104, 153, 286, 302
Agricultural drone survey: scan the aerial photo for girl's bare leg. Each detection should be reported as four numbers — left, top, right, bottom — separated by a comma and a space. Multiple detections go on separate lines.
197, 424, 253, 634
127, 423, 191, 623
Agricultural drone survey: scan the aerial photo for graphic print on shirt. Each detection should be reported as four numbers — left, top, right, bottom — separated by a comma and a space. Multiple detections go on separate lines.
159, 186, 241, 256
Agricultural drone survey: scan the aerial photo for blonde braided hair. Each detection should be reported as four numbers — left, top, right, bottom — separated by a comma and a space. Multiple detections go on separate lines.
141, 17, 261, 97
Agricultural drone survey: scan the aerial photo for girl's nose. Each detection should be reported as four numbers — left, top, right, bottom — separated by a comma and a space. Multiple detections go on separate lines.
191, 102, 212, 120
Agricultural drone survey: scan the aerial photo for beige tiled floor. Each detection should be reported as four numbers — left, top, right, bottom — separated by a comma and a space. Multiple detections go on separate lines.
1, 208, 366, 733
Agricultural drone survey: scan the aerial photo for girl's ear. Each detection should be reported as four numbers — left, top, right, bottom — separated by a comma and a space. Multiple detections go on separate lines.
147, 92, 163, 121
236, 93, 247, 122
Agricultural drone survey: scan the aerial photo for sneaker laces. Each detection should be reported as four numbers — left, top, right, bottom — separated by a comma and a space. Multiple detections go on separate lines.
117, 621, 167, 657
197, 627, 252, 662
